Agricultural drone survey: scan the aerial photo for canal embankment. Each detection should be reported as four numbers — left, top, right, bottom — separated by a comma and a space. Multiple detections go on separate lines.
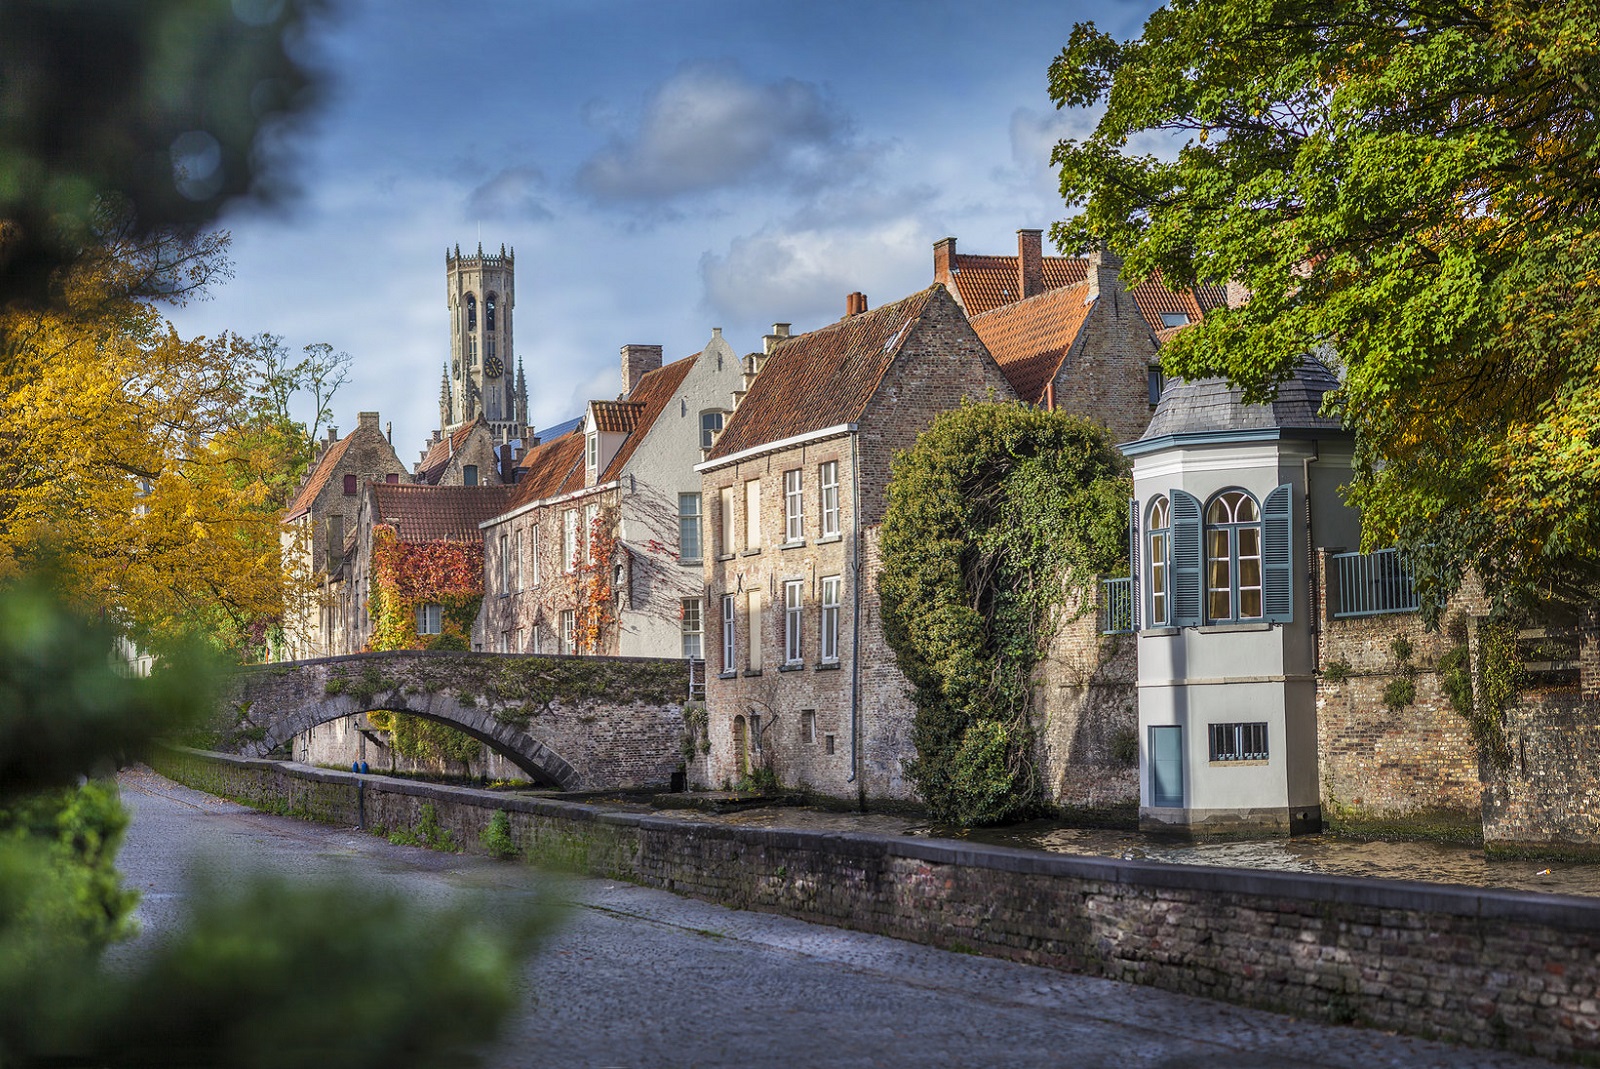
152, 746, 1600, 1066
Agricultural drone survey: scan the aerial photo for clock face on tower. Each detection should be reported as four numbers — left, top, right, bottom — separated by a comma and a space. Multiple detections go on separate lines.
484, 356, 505, 379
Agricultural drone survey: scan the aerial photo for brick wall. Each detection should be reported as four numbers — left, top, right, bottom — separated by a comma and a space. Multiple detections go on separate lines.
161, 748, 1600, 1064
1050, 262, 1159, 445
1034, 607, 1138, 810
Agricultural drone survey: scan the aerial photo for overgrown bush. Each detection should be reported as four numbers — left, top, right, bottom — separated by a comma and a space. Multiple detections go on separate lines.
479, 811, 518, 860
879, 401, 1129, 825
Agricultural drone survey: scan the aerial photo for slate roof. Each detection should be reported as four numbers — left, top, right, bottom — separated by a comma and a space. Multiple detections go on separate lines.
1135, 354, 1345, 445
536, 416, 583, 442
369, 482, 515, 542
285, 434, 354, 520
705, 287, 939, 461
415, 416, 490, 485
598, 353, 697, 482
968, 281, 1094, 404
947, 251, 1226, 336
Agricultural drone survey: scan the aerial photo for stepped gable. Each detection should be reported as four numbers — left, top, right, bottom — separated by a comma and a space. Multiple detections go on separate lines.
507, 429, 585, 508
369, 482, 514, 543
284, 434, 354, 520
707, 288, 937, 461
968, 280, 1095, 404
597, 352, 697, 481
415, 415, 489, 485
1137, 354, 1344, 443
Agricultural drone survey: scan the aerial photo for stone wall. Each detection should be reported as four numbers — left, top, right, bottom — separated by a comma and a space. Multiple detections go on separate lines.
158, 748, 1600, 1065
1482, 693, 1600, 856
1034, 607, 1138, 811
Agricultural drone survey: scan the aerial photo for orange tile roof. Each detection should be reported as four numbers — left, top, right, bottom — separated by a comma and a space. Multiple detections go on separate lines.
949, 252, 1226, 334
370, 482, 515, 542
969, 281, 1095, 405
416, 416, 489, 485
590, 400, 644, 434
285, 433, 354, 520
507, 429, 586, 509
598, 352, 697, 481
706, 288, 938, 461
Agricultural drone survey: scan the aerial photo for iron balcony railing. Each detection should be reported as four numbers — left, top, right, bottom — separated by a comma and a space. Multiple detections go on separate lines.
1330, 548, 1421, 618
1100, 577, 1136, 635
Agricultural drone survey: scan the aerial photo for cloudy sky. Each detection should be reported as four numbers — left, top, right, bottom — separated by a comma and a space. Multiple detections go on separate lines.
168, 0, 1157, 460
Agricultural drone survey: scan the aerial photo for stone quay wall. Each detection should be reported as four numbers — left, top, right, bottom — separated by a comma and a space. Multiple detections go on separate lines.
156, 747, 1600, 1065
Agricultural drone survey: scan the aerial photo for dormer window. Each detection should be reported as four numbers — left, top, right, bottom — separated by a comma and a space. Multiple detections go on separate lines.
586, 432, 599, 474
1160, 312, 1191, 329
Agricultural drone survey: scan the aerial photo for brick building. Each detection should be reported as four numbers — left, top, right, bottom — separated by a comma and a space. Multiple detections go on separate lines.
412, 415, 515, 488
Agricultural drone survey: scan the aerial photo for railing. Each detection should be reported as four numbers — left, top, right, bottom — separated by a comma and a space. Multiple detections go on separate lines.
1100, 577, 1135, 635
1330, 548, 1421, 618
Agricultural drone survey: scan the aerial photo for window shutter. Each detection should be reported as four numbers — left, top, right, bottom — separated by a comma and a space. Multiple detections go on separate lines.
1170, 489, 1202, 627
1262, 483, 1293, 622
1127, 498, 1140, 632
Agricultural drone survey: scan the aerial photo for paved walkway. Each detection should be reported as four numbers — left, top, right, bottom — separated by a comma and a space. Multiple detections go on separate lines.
114, 767, 1563, 1069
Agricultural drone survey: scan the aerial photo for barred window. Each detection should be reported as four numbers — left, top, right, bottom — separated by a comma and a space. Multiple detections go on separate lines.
1209, 722, 1269, 762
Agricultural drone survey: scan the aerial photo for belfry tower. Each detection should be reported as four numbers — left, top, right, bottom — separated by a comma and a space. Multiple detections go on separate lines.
441, 242, 529, 441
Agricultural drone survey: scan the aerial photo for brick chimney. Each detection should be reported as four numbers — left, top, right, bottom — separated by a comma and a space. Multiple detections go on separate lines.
1017, 229, 1044, 298
845, 292, 868, 317
620, 344, 663, 395
1085, 242, 1124, 304
357, 411, 380, 432
933, 237, 957, 285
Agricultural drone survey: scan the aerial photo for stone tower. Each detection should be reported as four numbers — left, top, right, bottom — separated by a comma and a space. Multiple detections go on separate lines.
443, 242, 529, 441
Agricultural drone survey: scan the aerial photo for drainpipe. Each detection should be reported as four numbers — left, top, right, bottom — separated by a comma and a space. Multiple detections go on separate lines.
1303, 446, 1320, 670
849, 431, 865, 809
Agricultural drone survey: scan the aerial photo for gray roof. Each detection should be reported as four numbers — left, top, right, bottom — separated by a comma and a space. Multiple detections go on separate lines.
1134, 354, 1344, 448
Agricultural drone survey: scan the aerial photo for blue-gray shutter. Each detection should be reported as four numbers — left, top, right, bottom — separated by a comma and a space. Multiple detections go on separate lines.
1127, 498, 1140, 632
1170, 489, 1202, 627
1262, 483, 1293, 622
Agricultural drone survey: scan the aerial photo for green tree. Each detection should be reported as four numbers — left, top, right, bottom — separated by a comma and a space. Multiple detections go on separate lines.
1050, 1, 1600, 617
878, 402, 1129, 825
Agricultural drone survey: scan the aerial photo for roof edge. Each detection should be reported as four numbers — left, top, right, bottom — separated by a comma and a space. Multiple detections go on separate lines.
696, 423, 856, 474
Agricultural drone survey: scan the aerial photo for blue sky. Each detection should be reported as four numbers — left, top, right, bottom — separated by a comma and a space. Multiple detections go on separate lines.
168, 0, 1156, 459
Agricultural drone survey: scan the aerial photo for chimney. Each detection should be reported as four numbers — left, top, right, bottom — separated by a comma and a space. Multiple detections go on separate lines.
933, 237, 957, 285
762, 322, 792, 355
1085, 241, 1124, 304
357, 411, 380, 431
845, 292, 868, 317
620, 343, 663, 395
1017, 229, 1044, 298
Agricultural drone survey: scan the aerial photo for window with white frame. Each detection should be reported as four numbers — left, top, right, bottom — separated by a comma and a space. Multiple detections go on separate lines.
498, 532, 511, 593
746, 590, 763, 671
718, 485, 735, 557
529, 525, 540, 586
679, 493, 703, 561
784, 580, 803, 663
417, 603, 443, 635
585, 432, 598, 476
819, 575, 841, 663
499, 630, 511, 653
700, 410, 725, 450
720, 594, 736, 673
1206, 490, 1263, 622
819, 461, 840, 537
511, 529, 522, 592
562, 509, 579, 572
584, 503, 599, 564
1209, 721, 1269, 762
681, 598, 703, 659
783, 469, 803, 542
744, 480, 761, 549
1147, 496, 1170, 627
559, 609, 575, 655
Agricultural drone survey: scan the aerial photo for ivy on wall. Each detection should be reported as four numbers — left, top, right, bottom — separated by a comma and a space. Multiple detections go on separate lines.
878, 402, 1130, 825
573, 507, 619, 654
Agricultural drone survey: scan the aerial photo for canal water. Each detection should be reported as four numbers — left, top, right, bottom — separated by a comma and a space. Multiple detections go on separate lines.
622, 802, 1600, 899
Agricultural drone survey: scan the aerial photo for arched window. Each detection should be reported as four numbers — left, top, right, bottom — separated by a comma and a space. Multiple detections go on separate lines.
1206, 489, 1262, 622
465, 293, 477, 331
485, 293, 496, 331
1147, 495, 1171, 626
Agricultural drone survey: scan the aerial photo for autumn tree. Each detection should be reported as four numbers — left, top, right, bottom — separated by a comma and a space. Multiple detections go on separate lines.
1050, 1, 1600, 616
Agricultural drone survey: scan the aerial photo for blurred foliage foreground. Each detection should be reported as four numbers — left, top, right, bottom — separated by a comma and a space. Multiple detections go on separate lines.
0, 576, 557, 1068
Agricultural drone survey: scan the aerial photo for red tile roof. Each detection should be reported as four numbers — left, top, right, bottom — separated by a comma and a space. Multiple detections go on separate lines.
507, 429, 586, 509
946, 252, 1226, 335
598, 353, 697, 482
285, 434, 354, 520
590, 400, 644, 434
369, 482, 515, 542
706, 288, 938, 461
969, 281, 1095, 405
416, 416, 489, 485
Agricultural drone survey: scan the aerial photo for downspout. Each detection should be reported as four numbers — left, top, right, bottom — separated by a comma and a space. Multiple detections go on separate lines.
849, 431, 864, 809
1302, 446, 1320, 670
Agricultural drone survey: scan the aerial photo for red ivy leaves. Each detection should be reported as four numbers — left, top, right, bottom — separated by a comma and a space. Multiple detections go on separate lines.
370, 525, 484, 602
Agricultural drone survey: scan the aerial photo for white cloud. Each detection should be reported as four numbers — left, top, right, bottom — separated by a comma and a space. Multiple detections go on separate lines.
466, 166, 553, 222
577, 61, 872, 204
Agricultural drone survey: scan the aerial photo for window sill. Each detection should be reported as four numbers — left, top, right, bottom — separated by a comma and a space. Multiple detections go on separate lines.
816, 533, 842, 545
717, 671, 737, 680
780, 540, 806, 550
742, 669, 763, 677
778, 663, 803, 672
680, 558, 703, 568
1209, 759, 1270, 767
1196, 622, 1274, 634
740, 549, 762, 557
1139, 627, 1178, 637
814, 660, 841, 672
716, 554, 735, 562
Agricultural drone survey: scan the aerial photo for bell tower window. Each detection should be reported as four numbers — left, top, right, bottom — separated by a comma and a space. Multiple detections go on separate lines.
486, 294, 496, 332
466, 294, 477, 331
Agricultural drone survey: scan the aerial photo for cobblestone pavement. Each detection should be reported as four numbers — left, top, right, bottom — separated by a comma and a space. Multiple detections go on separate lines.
115, 767, 1563, 1069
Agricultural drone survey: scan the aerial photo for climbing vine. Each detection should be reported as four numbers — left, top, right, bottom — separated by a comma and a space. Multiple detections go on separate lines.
878, 401, 1130, 825
573, 505, 619, 654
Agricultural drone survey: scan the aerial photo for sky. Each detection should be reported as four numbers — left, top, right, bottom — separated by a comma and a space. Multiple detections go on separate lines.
168, 0, 1158, 463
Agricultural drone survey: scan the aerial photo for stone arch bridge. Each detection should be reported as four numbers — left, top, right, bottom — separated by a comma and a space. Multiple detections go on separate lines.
215, 651, 692, 790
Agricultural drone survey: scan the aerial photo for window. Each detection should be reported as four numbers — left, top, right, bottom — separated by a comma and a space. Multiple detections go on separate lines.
783, 469, 803, 542
559, 610, 575, 655
801, 709, 816, 744
529, 526, 540, 586
1147, 496, 1170, 627
746, 590, 763, 671
343, 473, 357, 495
819, 576, 841, 663
824, 734, 835, 755
466, 293, 476, 331
532, 628, 542, 655
499, 630, 511, 654
721, 594, 736, 673
1205, 490, 1262, 622
512, 628, 523, 652
498, 533, 510, 593
681, 598, 703, 659
1210, 722, 1269, 762
463, 464, 478, 486
679, 493, 703, 561
744, 480, 761, 549
416, 603, 443, 635
485, 293, 496, 331
385, 473, 399, 484
584, 503, 599, 563
511, 530, 522, 591
563, 509, 579, 572
718, 486, 735, 557
819, 461, 840, 537
700, 410, 725, 450
1160, 312, 1191, 329
469, 334, 478, 363
586, 432, 598, 475
784, 580, 804, 664
1147, 366, 1164, 405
